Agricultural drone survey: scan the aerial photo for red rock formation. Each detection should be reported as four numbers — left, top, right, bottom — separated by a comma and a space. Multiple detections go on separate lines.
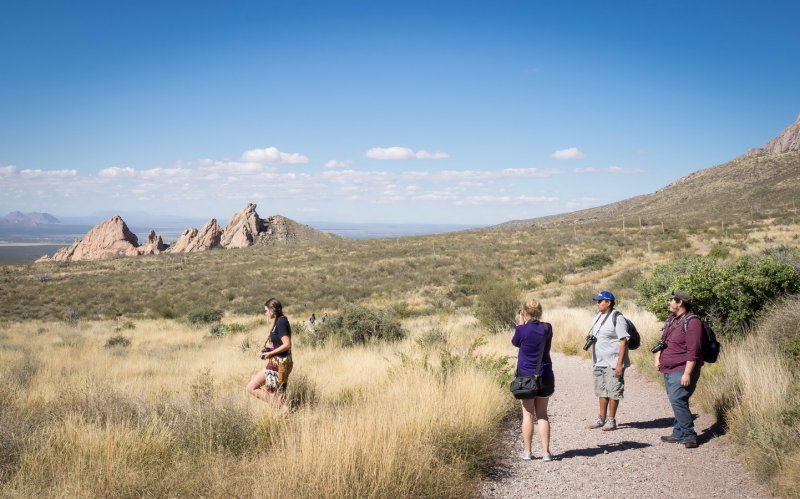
169, 218, 223, 253
39, 216, 140, 262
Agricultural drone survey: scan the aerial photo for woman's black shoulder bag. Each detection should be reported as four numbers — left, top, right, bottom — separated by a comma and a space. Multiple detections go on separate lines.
509, 323, 552, 399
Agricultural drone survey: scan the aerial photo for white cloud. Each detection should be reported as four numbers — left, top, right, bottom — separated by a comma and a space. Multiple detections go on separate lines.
19, 169, 77, 177
365, 147, 416, 160
241, 146, 309, 164
99, 166, 135, 177
202, 161, 270, 174
573, 167, 598, 174
500, 168, 563, 178
565, 196, 601, 208
608, 165, 647, 174
415, 150, 451, 159
0, 164, 17, 176
549, 147, 586, 160
455, 194, 559, 206
365, 147, 450, 160
324, 159, 352, 168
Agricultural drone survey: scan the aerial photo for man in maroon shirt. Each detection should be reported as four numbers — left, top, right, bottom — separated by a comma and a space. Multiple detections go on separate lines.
653, 290, 703, 448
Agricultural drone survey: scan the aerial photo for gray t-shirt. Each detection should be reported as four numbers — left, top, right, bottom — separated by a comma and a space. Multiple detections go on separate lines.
590, 310, 630, 368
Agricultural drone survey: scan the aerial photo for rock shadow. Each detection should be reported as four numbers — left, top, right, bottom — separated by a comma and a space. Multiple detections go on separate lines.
558, 440, 651, 459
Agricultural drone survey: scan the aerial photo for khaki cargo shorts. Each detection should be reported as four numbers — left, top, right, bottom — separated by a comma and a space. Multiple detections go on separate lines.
593, 366, 625, 399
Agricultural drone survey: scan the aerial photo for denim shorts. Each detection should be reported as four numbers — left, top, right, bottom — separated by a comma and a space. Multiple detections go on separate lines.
593, 366, 625, 399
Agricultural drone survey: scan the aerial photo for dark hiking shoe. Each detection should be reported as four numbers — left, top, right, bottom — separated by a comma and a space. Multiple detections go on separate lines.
683, 439, 698, 448
660, 435, 682, 443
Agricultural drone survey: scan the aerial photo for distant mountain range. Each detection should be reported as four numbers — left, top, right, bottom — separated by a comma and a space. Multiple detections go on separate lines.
488, 113, 800, 231
0, 211, 61, 227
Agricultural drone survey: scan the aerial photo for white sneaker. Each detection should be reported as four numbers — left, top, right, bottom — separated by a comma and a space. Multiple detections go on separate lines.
519, 451, 532, 460
541, 452, 553, 461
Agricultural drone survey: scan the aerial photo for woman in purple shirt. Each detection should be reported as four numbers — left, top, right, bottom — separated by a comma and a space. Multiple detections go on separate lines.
512, 299, 554, 461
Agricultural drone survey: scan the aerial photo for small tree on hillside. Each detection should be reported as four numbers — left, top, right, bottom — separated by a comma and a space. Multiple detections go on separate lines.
473, 281, 520, 332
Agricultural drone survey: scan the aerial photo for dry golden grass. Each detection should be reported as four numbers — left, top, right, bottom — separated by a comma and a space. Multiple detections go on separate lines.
0, 316, 513, 498
695, 333, 800, 497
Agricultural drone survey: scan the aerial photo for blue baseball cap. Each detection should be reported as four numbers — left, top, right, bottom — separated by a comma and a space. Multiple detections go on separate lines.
592, 291, 615, 301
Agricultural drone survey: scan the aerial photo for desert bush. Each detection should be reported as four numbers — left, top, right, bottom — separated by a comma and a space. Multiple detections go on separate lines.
707, 242, 730, 260
157, 304, 177, 319
636, 256, 800, 334
577, 252, 613, 270
63, 308, 80, 326
207, 324, 228, 337
754, 294, 800, 362
187, 307, 224, 326
472, 280, 519, 332
307, 305, 406, 347
611, 268, 642, 290
567, 285, 596, 308
104, 335, 131, 348
763, 245, 800, 273
226, 322, 247, 334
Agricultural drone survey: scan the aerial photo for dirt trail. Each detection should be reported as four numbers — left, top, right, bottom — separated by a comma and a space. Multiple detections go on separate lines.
480, 354, 770, 498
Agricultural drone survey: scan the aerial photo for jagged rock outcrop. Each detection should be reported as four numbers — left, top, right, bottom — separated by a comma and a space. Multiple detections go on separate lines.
169, 218, 223, 253
255, 215, 340, 246
745, 113, 800, 157
38, 216, 141, 262
139, 230, 169, 255
220, 203, 265, 249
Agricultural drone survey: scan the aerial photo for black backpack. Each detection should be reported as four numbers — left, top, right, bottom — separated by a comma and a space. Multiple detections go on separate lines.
611, 310, 641, 350
682, 314, 721, 363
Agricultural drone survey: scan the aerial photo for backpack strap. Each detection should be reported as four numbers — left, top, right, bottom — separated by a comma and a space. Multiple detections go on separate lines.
533, 323, 552, 376
682, 314, 700, 333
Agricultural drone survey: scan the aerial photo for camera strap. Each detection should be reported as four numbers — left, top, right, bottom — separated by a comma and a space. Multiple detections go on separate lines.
589, 311, 613, 339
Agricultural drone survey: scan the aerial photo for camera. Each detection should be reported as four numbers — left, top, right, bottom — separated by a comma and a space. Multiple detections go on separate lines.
582, 335, 597, 351
259, 347, 272, 360
650, 340, 667, 354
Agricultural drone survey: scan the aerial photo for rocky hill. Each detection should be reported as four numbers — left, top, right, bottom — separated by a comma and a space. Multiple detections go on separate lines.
744, 113, 800, 157
489, 115, 800, 231
36, 204, 340, 262
0, 211, 60, 226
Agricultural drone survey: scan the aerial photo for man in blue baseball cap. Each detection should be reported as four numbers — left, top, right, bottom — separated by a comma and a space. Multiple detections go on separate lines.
585, 291, 630, 431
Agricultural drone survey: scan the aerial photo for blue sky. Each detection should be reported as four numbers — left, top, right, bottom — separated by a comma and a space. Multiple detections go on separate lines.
1, 0, 799, 225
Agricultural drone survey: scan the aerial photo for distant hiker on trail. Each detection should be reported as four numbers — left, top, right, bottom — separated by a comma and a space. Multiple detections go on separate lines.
246, 298, 293, 411
654, 290, 702, 448
321, 312, 327, 323
511, 299, 554, 461
309, 313, 316, 328
584, 291, 630, 431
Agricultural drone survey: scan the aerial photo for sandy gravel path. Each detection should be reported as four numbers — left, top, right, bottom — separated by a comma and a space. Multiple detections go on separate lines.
480, 353, 770, 498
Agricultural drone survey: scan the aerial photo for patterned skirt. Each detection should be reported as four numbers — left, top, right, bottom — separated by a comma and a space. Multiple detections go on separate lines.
264, 353, 293, 393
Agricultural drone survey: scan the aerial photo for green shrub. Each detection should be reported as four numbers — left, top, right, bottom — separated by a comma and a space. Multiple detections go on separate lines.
207, 324, 228, 337
577, 252, 614, 270
158, 305, 177, 319
756, 295, 800, 363
226, 322, 247, 334
707, 243, 731, 260
636, 256, 800, 334
611, 268, 642, 290
105, 335, 131, 348
187, 308, 224, 326
472, 281, 519, 332
307, 305, 406, 347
